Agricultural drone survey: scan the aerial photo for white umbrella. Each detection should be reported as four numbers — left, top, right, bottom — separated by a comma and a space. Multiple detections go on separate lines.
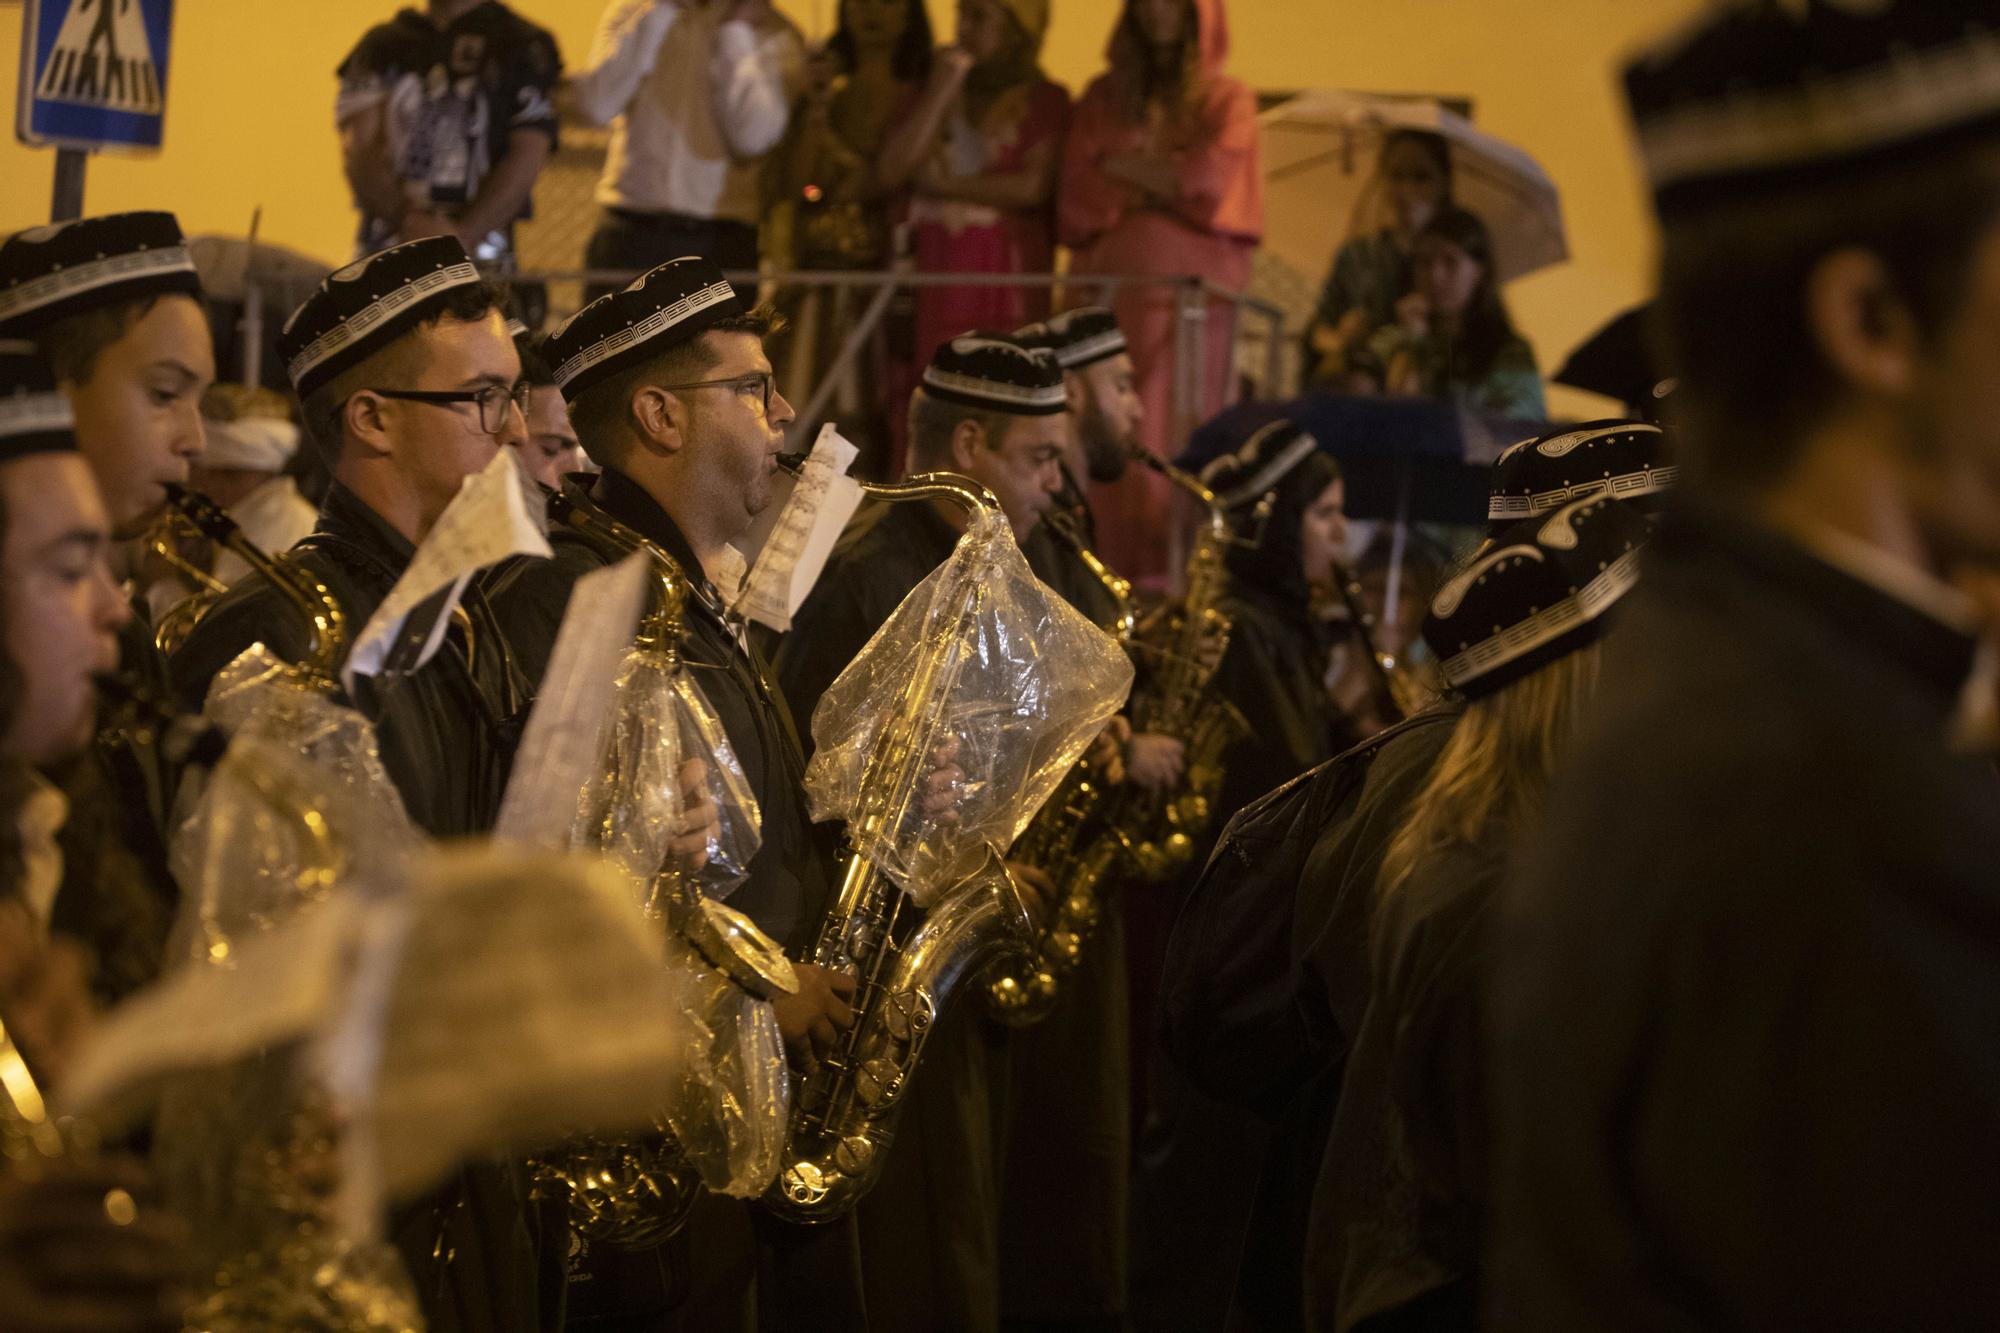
1258, 90, 1569, 291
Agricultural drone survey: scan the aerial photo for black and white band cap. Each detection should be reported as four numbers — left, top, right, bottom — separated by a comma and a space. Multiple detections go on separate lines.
1428, 495, 1645, 697
1039, 307, 1127, 370
0, 340, 78, 461
0, 211, 201, 337
544, 256, 742, 401
1487, 421, 1675, 523
1626, 4, 2000, 205
923, 336, 1066, 415
1206, 419, 1322, 512
279, 235, 483, 397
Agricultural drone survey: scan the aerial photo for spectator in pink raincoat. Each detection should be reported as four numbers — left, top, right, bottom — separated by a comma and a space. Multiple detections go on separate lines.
1059, 0, 1262, 591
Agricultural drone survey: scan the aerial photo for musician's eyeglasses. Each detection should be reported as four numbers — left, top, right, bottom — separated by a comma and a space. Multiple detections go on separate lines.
655, 372, 776, 417
372, 382, 533, 435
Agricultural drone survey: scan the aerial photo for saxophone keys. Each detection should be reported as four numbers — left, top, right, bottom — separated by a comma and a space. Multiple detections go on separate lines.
833, 1135, 876, 1175
855, 1057, 904, 1108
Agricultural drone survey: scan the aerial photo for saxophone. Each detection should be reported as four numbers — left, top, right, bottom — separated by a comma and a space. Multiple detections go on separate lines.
158, 483, 346, 689
529, 487, 794, 1250
763, 469, 1037, 1223
983, 517, 1135, 1026
1119, 451, 1247, 881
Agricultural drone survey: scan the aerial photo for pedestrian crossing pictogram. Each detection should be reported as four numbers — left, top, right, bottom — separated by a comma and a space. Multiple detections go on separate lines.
33, 0, 164, 117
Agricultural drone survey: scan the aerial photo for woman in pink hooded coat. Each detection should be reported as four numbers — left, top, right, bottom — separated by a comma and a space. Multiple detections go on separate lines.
1059, 0, 1263, 590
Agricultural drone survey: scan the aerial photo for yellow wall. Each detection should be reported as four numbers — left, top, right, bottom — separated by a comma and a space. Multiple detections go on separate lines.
2, 0, 1701, 403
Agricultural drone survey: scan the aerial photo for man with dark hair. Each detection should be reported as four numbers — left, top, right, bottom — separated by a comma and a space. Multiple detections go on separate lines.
486, 256, 866, 1332
336, 0, 562, 269
170, 237, 545, 1333
0, 210, 215, 1001
1494, 5, 2000, 1329
513, 330, 584, 489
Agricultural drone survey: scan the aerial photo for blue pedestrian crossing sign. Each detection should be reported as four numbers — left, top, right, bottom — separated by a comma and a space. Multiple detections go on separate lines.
16, 0, 176, 152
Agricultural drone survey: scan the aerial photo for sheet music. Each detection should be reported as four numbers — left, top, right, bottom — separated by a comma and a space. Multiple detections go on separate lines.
64, 845, 692, 1234
493, 553, 651, 848
342, 449, 552, 694
734, 424, 864, 631
327, 845, 688, 1207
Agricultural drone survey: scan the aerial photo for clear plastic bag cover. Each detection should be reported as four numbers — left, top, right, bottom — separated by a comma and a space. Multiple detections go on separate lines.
158, 648, 424, 1329
169, 646, 420, 968
571, 649, 763, 903
657, 932, 790, 1195
805, 511, 1135, 905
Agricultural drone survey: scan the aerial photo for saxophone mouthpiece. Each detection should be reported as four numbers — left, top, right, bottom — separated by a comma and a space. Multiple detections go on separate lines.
775, 452, 810, 477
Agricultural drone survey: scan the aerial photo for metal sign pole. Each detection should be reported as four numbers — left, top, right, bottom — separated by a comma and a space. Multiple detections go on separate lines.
50, 148, 86, 222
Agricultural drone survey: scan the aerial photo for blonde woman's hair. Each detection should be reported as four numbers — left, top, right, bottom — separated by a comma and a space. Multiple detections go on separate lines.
1377, 640, 1605, 902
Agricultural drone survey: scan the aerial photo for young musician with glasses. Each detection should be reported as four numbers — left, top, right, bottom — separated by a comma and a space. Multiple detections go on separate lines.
168, 238, 551, 1333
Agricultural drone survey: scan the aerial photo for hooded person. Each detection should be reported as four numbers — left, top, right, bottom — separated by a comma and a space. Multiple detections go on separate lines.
1306, 496, 1649, 1332
1129, 417, 1353, 1333
1059, 0, 1261, 592
191, 385, 320, 587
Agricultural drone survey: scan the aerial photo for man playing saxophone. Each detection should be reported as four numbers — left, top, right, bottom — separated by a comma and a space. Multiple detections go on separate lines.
167, 235, 548, 1333
485, 255, 872, 1333
775, 334, 1073, 1333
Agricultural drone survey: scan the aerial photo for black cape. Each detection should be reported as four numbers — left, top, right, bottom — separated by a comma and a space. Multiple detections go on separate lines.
1130, 577, 1359, 1333
1153, 709, 1457, 1332
1492, 504, 2000, 1331
168, 479, 546, 1333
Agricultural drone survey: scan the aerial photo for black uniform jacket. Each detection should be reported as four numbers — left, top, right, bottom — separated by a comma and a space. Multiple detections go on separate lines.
485, 467, 839, 958
169, 481, 523, 840
169, 479, 544, 1333
1492, 504, 2000, 1332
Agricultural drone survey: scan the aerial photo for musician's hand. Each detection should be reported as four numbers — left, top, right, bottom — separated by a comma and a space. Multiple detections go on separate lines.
668, 758, 722, 873
918, 737, 965, 824
0, 1157, 190, 1333
1126, 733, 1186, 795
770, 963, 857, 1075
0, 902, 97, 1091
1006, 861, 1058, 934
1084, 718, 1131, 785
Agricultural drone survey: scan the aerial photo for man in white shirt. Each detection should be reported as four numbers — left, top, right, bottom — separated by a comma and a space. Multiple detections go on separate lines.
570, 0, 806, 299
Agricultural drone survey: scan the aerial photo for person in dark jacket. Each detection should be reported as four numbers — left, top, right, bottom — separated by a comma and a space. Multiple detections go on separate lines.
169, 236, 546, 1333
483, 256, 866, 1333
0, 211, 216, 1003
1307, 496, 1648, 1332
1130, 417, 1355, 1333
776, 333, 1068, 1333
1494, 5, 2000, 1328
